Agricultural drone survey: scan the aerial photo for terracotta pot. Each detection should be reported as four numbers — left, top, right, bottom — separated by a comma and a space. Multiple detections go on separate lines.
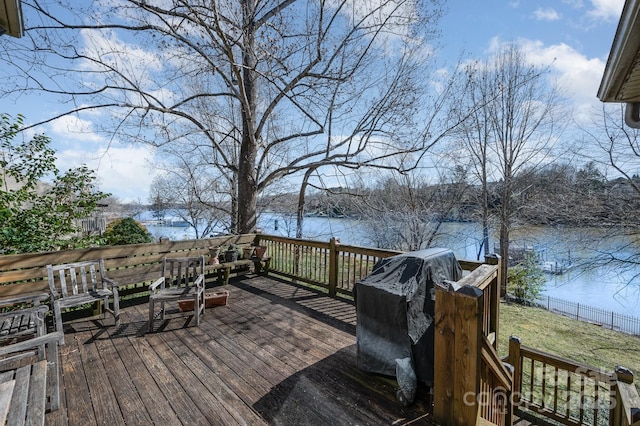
242, 247, 255, 259
208, 247, 221, 265
178, 290, 229, 311
254, 245, 267, 258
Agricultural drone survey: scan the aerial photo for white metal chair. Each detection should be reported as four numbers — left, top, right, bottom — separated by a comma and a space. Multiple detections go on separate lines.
147, 256, 206, 333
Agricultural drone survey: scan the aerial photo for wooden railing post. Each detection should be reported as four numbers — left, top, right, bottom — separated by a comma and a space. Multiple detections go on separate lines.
611, 366, 640, 426
434, 284, 456, 424
508, 336, 522, 405
328, 237, 338, 297
485, 253, 501, 347
486, 249, 507, 298
434, 284, 483, 426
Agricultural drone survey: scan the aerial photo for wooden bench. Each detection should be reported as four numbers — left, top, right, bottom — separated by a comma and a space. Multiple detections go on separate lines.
0, 330, 64, 425
0, 294, 49, 344
205, 257, 271, 285
0, 360, 47, 426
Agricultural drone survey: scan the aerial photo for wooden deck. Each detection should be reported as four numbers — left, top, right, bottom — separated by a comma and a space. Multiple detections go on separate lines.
44, 275, 437, 426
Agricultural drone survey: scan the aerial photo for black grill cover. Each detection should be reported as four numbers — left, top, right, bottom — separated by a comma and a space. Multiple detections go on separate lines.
355, 248, 463, 385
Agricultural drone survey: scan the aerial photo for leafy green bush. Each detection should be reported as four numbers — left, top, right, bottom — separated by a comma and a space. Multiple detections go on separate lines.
1, 113, 109, 254
103, 218, 152, 245
507, 254, 545, 305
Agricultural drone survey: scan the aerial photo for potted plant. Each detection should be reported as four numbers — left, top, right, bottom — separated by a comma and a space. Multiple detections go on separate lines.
242, 246, 255, 259
254, 245, 267, 259
178, 290, 229, 311
224, 244, 239, 262
208, 247, 221, 265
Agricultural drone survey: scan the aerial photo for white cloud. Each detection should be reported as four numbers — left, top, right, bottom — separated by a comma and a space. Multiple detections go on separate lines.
482, 37, 606, 124
533, 8, 561, 21
587, 0, 624, 21
563, 0, 584, 8
49, 115, 104, 143
80, 28, 164, 76
519, 39, 606, 123
55, 144, 158, 203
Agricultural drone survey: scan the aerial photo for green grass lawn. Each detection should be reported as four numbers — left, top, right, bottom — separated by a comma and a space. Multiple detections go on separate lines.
497, 301, 640, 392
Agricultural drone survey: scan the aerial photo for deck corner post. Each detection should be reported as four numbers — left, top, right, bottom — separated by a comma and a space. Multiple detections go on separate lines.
612, 365, 640, 426
434, 286, 483, 425
484, 253, 501, 346
486, 252, 505, 298
328, 237, 338, 297
508, 336, 522, 404
434, 285, 456, 425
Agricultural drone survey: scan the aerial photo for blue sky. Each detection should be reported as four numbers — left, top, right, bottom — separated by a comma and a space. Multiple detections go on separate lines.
441, 0, 624, 120
0, 0, 626, 202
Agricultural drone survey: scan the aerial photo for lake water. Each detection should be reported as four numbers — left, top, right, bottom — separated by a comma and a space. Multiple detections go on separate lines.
146, 212, 640, 317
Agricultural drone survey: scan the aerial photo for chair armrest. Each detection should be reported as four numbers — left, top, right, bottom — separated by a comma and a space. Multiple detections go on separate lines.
0, 304, 48, 321
195, 274, 205, 289
103, 276, 120, 289
148, 277, 165, 293
0, 293, 49, 309
0, 332, 64, 359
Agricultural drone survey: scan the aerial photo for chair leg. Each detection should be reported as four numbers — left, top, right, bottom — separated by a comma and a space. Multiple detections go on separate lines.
197, 291, 205, 326
53, 302, 65, 346
148, 299, 154, 333
112, 288, 121, 327
194, 295, 200, 326
102, 297, 109, 321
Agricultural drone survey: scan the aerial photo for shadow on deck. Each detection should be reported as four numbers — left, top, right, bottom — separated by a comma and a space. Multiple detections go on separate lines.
45, 275, 436, 426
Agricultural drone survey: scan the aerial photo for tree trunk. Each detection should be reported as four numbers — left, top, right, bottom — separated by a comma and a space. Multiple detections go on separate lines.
230, 171, 239, 234
237, 0, 258, 234
481, 166, 490, 261
499, 220, 509, 297
297, 167, 317, 240
499, 178, 511, 297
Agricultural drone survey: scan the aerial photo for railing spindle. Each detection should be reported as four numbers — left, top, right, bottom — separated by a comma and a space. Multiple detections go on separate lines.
579, 374, 585, 424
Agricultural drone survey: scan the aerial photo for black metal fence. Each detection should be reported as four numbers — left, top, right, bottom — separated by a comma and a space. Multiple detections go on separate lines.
536, 295, 640, 336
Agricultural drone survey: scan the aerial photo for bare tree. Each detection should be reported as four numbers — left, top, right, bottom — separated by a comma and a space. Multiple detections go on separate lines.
1, 0, 446, 234
149, 158, 228, 238
456, 44, 565, 291
353, 164, 470, 251
581, 104, 640, 284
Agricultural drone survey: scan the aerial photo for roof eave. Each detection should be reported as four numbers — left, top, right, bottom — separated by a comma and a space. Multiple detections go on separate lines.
0, 0, 24, 38
598, 0, 640, 102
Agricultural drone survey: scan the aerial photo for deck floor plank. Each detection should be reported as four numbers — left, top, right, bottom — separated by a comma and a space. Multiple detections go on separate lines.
143, 321, 241, 426
131, 326, 212, 425
91, 326, 155, 425
161, 329, 266, 426
226, 283, 431, 425
45, 276, 438, 425
220, 292, 393, 425
58, 329, 98, 426
138, 300, 266, 425
75, 327, 126, 426
107, 323, 184, 425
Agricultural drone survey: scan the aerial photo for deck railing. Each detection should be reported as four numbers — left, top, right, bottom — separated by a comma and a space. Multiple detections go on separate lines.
433, 261, 510, 426
0, 234, 258, 298
255, 234, 489, 297
4, 233, 636, 425
255, 235, 406, 296
508, 337, 640, 426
